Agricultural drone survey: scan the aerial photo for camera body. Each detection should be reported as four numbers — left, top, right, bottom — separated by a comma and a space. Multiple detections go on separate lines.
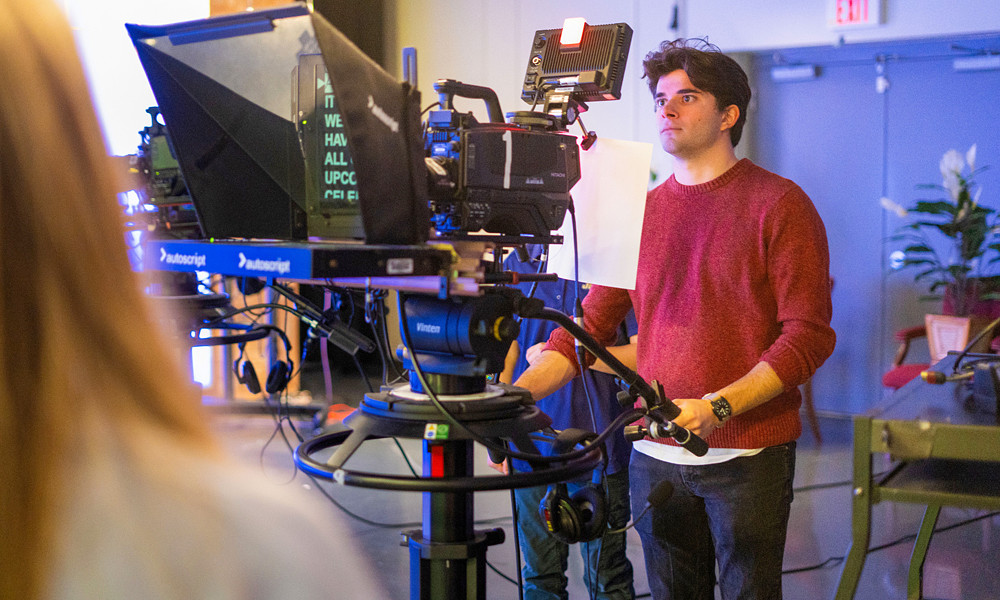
423, 20, 633, 242
425, 93, 580, 238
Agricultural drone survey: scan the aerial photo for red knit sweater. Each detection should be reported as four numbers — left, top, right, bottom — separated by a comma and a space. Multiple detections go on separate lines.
547, 159, 836, 449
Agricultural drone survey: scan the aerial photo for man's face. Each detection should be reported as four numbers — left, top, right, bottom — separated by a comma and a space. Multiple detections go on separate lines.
653, 69, 733, 159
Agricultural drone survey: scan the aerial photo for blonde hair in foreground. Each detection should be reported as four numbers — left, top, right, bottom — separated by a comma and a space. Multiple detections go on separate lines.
0, 2, 219, 598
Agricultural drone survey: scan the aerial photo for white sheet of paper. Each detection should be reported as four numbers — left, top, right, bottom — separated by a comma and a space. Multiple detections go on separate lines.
547, 137, 652, 290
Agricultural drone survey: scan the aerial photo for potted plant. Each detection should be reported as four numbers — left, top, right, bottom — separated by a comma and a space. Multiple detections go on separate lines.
883, 144, 998, 360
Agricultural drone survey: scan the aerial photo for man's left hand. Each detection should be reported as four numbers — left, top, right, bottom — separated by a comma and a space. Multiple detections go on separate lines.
671, 397, 722, 438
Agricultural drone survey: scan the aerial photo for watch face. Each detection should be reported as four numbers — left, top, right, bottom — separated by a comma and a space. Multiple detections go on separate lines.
711, 398, 732, 421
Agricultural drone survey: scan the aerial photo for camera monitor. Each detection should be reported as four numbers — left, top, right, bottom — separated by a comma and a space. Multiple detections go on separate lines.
126, 5, 428, 244
521, 20, 633, 105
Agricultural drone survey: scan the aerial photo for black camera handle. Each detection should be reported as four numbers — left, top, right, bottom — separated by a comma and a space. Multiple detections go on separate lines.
433, 78, 505, 124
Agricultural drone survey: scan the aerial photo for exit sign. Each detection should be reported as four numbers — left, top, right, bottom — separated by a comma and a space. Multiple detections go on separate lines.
829, 0, 884, 29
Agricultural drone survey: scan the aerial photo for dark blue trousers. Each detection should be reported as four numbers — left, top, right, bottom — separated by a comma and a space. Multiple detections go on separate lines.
629, 443, 796, 600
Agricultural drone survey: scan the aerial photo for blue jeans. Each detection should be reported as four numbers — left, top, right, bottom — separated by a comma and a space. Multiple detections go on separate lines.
629, 444, 796, 600
514, 469, 635, 599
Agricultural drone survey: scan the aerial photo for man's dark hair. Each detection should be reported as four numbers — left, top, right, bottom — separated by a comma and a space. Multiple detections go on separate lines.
642, 38, 751, 147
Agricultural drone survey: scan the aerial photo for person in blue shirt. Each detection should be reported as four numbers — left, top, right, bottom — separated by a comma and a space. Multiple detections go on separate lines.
498, 245, 636, 600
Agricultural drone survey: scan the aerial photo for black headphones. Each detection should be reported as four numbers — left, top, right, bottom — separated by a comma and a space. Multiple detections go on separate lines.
538, 428, 609, 544
232, 325, 294, 396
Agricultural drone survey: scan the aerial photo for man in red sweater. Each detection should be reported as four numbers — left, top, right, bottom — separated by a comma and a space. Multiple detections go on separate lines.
515, 38, 835, 599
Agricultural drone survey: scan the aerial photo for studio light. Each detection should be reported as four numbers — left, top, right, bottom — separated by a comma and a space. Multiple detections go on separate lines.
770, 64, 820, 82
953, 54, 1000, 72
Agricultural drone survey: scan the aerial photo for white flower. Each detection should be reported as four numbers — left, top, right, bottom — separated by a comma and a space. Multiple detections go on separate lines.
880, 196, 908, 218
940, 149, 964, 175
940, 149, 964, 200
889, 249, 906, 270
966, 144, 978, 173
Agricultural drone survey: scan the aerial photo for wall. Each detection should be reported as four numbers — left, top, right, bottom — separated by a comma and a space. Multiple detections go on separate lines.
209, 0, 288, 14
384, 0, 1000, 146
752, 35, 1000, 412
682, 0, 1000, 51
66, 0, 209, 156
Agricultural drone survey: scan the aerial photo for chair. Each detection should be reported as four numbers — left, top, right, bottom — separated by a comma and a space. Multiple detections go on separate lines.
882, 294, 1000, 391
881, 324, 934, 390
799, 377, 823, 443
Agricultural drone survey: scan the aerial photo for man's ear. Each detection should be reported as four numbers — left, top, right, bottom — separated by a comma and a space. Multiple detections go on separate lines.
721, 104, 740, 132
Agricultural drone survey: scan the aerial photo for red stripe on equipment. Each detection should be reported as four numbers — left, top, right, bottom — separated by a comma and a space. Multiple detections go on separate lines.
430, 444, 445, 478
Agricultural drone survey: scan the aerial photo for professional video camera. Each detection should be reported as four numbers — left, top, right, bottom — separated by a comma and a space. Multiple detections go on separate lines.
424, 21, 632, 241
135, 107, 190, 206
127, 8, 631, 247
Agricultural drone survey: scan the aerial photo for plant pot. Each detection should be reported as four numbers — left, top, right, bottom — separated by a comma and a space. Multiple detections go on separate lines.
924, 313, 993, 363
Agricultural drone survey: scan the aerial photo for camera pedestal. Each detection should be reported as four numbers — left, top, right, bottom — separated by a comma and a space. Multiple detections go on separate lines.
296, 388, 602, 600
403, 437, 503, 600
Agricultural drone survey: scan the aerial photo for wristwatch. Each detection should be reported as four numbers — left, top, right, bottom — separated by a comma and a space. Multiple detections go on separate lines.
703, 393, 733, 425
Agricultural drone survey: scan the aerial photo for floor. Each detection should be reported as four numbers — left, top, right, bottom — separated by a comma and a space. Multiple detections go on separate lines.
211, 366, 1000, 599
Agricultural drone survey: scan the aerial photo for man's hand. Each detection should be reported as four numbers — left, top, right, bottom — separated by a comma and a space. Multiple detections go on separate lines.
671, 397, 722, 439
